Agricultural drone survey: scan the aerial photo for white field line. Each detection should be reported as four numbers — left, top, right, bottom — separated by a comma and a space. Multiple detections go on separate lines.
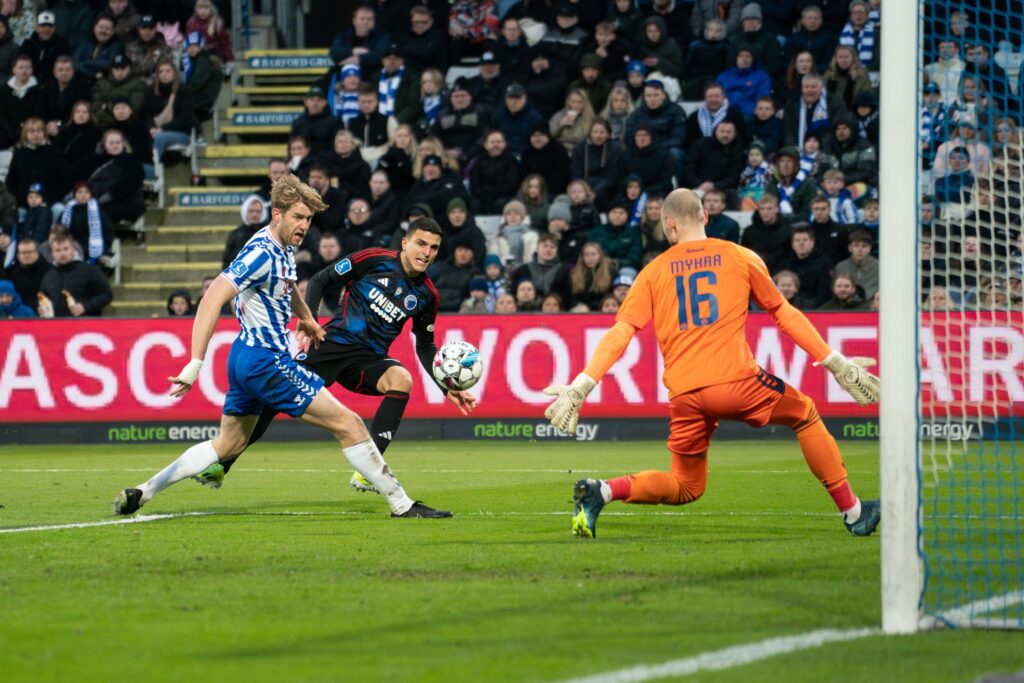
0, 509, 847, 534
935, 590, 1024, 625
551, 627, 880, 683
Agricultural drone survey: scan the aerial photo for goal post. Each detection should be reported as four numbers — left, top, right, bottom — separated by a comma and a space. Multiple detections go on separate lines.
879, 0, 924, 635
882, 0, 1024, 632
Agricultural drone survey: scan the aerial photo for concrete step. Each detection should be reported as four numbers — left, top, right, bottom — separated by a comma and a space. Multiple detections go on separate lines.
114, 282, 203, 301
168, 186, 258, 207
122, 243, 225, 264
107, 300, 167, 317
125, 262, 223, 283
234, 85, 307, 106
220, 124, 291, 135
201, 166, 268, 177
148, 224, 235, 245
165, 207, 241, 225
201, 143, 284, 158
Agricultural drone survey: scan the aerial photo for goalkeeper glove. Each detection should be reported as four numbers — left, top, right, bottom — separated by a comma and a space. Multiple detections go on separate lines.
543, 373, 597, 434
817, 352, 880, 406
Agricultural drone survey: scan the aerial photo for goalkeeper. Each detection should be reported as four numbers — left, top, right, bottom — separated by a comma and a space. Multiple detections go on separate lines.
544, 188, 881, 539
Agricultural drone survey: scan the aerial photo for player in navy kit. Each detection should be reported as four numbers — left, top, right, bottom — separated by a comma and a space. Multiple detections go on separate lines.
196, 217, 476, 492
114, 176, 449, 518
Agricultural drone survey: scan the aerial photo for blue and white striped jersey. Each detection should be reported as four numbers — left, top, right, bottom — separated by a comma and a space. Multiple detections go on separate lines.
222, 226, 296, 353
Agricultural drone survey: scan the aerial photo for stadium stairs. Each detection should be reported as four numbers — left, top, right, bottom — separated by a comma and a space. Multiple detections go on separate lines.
110, 49, 323, 316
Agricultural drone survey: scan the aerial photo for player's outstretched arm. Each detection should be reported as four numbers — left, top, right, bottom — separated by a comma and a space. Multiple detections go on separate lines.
544, 320, 639, 432
168, 275, 236, 398
748, 252, 879, 406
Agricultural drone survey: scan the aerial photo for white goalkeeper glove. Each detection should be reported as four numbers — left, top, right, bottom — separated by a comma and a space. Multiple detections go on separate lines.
543, 373, 597, 434
816, 352, 880, 406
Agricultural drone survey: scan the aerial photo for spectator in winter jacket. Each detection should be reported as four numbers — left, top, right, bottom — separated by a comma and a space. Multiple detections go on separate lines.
0, 279, 36, 317
93, 53, 145, 126
729, 4, 782, 79
741, 193, 792, 271
466, 49, 508, 112
143, 59, 197, 158
80, 128, 145, 223
223, 195, 267, 268
690, 0, 743, 39
641, 0, 692, 46
186, 0, 234, 66
523, 43, 568, 120
125, 14, 173, 85
817, 273, 868, 310
18, 183, 52, 245
703, 189, 740, 242
549, 88, 595, 154
4, 237, 51, 306
441, 197, 486, 267
776, 224, 832, 308
570, 118, 624, 209
0, 17, 18, 88
60, 182, 113, 262
823, 115, 877, 187
72, 15, 123, 82
684, 82, 747, 153
180, 32, 222, 121
404, 154, 470, 220
540, 2, 588, 67
512, 233, 565, 296
6, 118, 68, 209
291, 85, 343, 156
587, 197, 643, 271
470, 130, 521, 214
38, 227, 112, 316
330, 5, 390, 79
568, 53, 612, 114
748, 97, 782, 154
403, 5, 447, 75
521, 122, 571, 198
622, 126, 674, 198
682, 120, 745, 203
324, 130, 371, 199
39, 56, 92, 133
819, 169, 857, 224
494, 16, 529, 80
100, 0, 141, 45
784, 5, 837, 74
681, 18, 730, 100
852, 90, 879, 151
19, 10, 69, 83
0, 54, 42, 148
377, 43, 418, 123
430, 243, 482, 312
305, 163, 348, 243
580, 21, 632, 84
430, 81, 487, 162
491, 82, 543, 156
347, 86, 397, 164
838, 1, 878, 70
783, 73, 846, 150
824, 45, 872, 114
625, 80, 685, 176
833, 229, 879, 299
637, 15, 683, 81
765, 146, 817, 217
808, 194, 850, 264
717, 45, 772, 119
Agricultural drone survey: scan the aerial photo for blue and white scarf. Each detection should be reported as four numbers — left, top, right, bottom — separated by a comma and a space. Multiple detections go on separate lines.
739, 160, 771, 190
423, 94, 442, 125
869, 8, 880, 31
697, 99, 730, 138
796, 92, 830, 151
818, 189, 858, 224
378, 66, 405, 117
180, 32, 205, 83
776, 155, 814, 215
920, 103, 947, 146
329, 65, 362, 124
839, 21, 875, 64
629, 192, 647, 228
61, 199, 104, 263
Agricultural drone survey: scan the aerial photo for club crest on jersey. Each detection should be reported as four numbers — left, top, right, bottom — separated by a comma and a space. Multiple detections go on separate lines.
229, 261, 248, 278
296, 353, 308, 361
334, 258, 352, 275
403, 294, 418, 310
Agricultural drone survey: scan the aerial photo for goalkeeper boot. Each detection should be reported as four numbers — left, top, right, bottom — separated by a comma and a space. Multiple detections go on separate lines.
392, 501, 452, 518
113, 488, 143, 516
844, 499, 881, 537
572, 478, 605, 539
350, 471, 380, 494
193, 462, 225, 489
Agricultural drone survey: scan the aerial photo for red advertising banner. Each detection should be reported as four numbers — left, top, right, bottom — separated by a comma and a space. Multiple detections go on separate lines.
0, 313, 1021, 423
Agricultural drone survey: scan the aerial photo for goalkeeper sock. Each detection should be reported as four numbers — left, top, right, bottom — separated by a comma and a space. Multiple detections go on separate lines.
842, 497, 863, 524
606, 476, 631, 502
137, 440, 221, 504
370, 391, 409, 455
342, 439, 414, 515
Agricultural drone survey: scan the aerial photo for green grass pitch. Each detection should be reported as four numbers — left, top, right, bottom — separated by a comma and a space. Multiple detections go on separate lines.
1, 440, 1021, 683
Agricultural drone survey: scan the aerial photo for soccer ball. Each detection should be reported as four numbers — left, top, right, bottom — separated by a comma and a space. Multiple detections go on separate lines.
432, 341, 483, 391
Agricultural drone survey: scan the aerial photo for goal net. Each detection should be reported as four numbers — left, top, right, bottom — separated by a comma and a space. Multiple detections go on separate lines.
882, 0, 1024, 631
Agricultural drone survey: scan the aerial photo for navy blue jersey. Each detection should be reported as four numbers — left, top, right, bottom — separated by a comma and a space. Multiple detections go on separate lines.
306, 248, 440, 360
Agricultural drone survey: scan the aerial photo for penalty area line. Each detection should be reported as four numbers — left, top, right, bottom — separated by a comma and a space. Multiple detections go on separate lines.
551, 627, 879, 683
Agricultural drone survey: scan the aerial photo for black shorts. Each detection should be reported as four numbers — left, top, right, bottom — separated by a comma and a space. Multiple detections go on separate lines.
296, 342, 403, 396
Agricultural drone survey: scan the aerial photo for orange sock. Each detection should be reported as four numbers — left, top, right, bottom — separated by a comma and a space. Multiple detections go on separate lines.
622, 451, 707, 505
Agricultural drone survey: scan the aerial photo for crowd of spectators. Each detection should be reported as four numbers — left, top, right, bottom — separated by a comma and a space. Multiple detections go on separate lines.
2, 1, 1018, 319
0, 0, 230, 317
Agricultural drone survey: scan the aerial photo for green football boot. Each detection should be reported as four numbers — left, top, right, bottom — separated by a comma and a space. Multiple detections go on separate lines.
193, 462, 225, 489
350, 471, 380, 494
571, 478, 605, 539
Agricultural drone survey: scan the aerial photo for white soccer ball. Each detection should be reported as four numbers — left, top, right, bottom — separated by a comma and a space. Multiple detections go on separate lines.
432, 340, 483, 391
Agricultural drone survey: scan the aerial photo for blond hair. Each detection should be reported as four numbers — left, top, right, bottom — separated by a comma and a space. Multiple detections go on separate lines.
662, 188, 704, 226
271, 174, 327, 213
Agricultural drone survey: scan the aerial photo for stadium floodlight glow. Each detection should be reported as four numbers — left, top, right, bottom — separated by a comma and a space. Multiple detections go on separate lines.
882, 0, 1024, 632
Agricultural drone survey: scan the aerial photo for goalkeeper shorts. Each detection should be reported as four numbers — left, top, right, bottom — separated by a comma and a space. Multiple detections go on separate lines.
668, 368, 811, 454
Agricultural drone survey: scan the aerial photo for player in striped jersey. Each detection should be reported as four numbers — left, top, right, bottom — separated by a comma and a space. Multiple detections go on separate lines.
113, 175, 450, 518
193, 217, 477, 493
